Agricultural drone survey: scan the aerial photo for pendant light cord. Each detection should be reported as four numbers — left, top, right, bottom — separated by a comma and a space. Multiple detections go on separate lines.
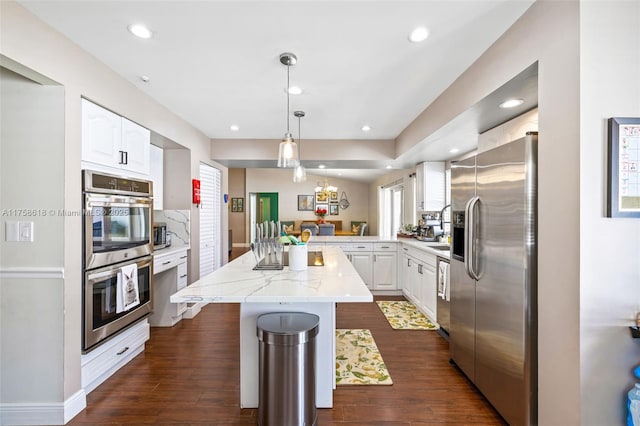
286, 65, 290, 135
298, 115, 301, 158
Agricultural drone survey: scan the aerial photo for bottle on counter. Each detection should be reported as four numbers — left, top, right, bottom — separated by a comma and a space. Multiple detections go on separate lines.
628, 365, 640, 426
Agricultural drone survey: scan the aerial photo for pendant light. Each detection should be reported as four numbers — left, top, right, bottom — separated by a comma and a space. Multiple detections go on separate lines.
277, 52, 299, 168
293, 110, 307, 182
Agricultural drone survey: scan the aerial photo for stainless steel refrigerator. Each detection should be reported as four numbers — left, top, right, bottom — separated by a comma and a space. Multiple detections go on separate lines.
449, 132, 537, 426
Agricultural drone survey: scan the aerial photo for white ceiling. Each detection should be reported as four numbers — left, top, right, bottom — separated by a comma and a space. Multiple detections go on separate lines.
19, 0, 536, 182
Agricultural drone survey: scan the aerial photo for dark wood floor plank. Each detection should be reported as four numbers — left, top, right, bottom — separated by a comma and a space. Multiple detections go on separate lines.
70, 253, 505, 425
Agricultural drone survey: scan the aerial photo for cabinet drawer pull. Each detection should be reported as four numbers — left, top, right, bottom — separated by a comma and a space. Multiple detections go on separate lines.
403, 247, 408, 251
118, 150, 125, 165
356, 246, 366, 249
180, 274, 187, 279
116, 346, 130, 356
380, 246, 390, 249
180, 255, 188, 259
162, 261, 171, 265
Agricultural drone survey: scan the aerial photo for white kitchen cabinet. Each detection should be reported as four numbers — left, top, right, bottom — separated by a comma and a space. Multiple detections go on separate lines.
400, 251, 413, 297
149, 248, 189, 327
121, 117, 150, 175
82, 98, 122, 169
81, 98, 150, 176
81, 319, 149, 394
400, 243, 438, 322
349, 252, 373, 289
415, 161, 445, 212
149, 144, 164, 210
417, 259, 437, 321
372, 243, 397, 291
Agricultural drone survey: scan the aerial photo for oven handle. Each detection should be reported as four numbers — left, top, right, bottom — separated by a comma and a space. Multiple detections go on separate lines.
85, 255, 153, 281
85, 194, 152, 207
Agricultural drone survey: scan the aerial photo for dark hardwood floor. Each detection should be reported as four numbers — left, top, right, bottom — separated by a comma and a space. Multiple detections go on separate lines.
69, 247, 505, 425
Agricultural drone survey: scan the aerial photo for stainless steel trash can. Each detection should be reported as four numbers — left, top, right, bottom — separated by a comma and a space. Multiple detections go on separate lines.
256, 312, 320, 426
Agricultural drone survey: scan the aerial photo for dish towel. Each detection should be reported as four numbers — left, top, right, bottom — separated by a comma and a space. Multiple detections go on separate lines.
437, 261, 450, 301
116, 263, 140, 313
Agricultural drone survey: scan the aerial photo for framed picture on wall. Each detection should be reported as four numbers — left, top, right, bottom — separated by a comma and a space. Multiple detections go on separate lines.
298, 195, 314, 211
330, 191, 338, 201
231, 197, 244, 212
329, 203, 339, 215
607, 117, 640, 217
315, 191, 328, 203
315, 203, 328, 217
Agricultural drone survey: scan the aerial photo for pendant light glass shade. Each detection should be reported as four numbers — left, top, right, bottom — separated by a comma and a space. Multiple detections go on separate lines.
293, 163, 306, 182
293, 110, 306, 182
277, 53, 299, 168
278, 133, 299, 168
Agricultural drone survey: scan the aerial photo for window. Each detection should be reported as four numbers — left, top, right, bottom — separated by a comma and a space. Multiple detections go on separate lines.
379, 181, 404, 239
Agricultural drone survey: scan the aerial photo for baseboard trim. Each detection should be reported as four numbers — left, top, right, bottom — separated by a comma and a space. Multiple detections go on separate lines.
182, 301, 207, 319
0, 389, 86, 425
371, 290, 403, 296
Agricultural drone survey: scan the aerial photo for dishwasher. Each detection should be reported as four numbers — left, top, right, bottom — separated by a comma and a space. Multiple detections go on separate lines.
436, 256, 450, 337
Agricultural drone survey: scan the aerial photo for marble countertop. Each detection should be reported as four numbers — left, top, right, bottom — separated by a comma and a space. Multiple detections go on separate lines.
399, 239, 451, 260
170, 245, 373, 304
153, 244, 190, 258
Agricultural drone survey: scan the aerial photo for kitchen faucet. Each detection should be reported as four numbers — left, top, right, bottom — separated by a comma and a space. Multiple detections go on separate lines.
439, 204, 451, 232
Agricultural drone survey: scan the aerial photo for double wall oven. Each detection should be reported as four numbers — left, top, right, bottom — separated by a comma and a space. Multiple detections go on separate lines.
82, 170, 154, 352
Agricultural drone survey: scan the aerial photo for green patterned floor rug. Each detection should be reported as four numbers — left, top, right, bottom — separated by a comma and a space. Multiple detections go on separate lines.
335, 329, 392, 385
376, 300, 439, 330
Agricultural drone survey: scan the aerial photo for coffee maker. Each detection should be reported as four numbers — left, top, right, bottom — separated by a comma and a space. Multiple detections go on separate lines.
417, 213, 443, 241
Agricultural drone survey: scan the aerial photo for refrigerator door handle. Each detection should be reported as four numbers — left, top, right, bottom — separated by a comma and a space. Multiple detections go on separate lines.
464, 196, 481, 280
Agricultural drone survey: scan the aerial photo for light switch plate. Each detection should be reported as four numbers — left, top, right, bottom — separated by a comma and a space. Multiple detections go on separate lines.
19, 221, 34, 242
5, 221, 19, 242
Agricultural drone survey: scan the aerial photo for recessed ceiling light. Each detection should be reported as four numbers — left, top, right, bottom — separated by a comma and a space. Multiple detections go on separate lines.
449, 148, 460, 153
140, 75, 150, 83
361, 125, 371, 132
128, 24, 153, 39
499, 98, 524, 109
230, 124, 239, 132
318, 164, 326, 169
287, 86, 303, 95
386, 165, 393, 169
409, 26, 429, 43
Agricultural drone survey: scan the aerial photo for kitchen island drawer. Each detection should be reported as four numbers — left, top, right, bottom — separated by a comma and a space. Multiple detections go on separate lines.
373, 242, 397, 252
348, 242, 373, 252
81, 319, 150, 393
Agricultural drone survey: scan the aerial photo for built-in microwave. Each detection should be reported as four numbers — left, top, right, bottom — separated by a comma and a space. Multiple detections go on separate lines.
153, 222, 170, 250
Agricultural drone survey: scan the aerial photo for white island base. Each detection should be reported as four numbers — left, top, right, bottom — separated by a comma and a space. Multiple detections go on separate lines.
170, 246, 372, 410
240, 302, 335, 408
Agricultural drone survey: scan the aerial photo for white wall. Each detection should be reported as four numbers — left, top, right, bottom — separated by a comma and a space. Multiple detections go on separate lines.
228, 169, 247, 244
0, 1, 227, 421
0, 68, 66, 403
244, 169, 369, 238
580, 1, 640, 424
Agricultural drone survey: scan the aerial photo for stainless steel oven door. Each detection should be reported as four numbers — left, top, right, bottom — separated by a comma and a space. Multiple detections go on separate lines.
83, 255, 153, 352
85, 193, 152, 270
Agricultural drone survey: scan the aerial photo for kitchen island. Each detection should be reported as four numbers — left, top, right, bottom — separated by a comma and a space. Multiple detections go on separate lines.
170, 245, 372, 408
